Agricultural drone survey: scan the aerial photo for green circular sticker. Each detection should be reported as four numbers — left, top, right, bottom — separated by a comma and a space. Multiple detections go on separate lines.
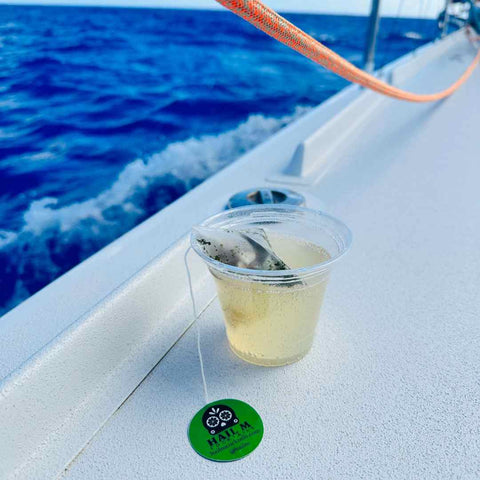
188, 398, 263, 462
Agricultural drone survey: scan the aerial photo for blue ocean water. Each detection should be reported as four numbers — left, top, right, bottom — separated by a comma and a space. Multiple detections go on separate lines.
0, 6, 437, 315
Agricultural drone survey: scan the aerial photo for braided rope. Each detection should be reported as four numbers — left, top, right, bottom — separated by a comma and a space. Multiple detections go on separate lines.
216, 0, 480, 103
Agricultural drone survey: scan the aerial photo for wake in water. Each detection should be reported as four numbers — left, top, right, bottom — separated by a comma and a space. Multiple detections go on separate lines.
0, 107, 308, 314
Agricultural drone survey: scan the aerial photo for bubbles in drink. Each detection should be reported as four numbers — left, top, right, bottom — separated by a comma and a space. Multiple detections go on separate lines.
212, 234, 331, 366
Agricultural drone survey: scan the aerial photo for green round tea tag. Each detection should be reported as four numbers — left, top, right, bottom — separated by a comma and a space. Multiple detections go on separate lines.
188, 399, 263, 462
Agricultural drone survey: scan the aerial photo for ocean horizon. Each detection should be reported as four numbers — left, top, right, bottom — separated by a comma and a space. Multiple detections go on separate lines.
0, 5, 437, 315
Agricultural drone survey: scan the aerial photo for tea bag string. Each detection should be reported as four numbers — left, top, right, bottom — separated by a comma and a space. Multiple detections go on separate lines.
184, 247, 210, 406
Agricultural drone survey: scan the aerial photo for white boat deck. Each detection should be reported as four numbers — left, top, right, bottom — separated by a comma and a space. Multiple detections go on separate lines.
1, 31, 479, 479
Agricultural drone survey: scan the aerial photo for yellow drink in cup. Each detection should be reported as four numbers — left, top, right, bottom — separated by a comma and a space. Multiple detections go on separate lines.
191, 206, 351, 367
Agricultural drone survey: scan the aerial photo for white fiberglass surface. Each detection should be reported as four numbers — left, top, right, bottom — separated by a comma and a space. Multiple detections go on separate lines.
63, 36, 480, 479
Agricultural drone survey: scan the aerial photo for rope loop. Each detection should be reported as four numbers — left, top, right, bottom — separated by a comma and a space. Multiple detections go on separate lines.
216, 0, 480, 103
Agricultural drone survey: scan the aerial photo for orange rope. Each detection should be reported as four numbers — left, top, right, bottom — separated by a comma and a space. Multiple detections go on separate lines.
215, 0, 480, 102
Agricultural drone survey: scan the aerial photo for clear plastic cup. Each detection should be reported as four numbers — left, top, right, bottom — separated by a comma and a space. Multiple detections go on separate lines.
191, 205, 351, 367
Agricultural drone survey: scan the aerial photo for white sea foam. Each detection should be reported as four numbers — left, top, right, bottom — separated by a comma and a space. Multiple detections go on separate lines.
404, 32, 424, 40
0, 230, 18, 249
1, 107, 311, 314
15, 107, 310, 239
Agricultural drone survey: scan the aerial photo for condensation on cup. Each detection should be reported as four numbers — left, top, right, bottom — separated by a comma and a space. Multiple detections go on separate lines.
191, 205, 352, 367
